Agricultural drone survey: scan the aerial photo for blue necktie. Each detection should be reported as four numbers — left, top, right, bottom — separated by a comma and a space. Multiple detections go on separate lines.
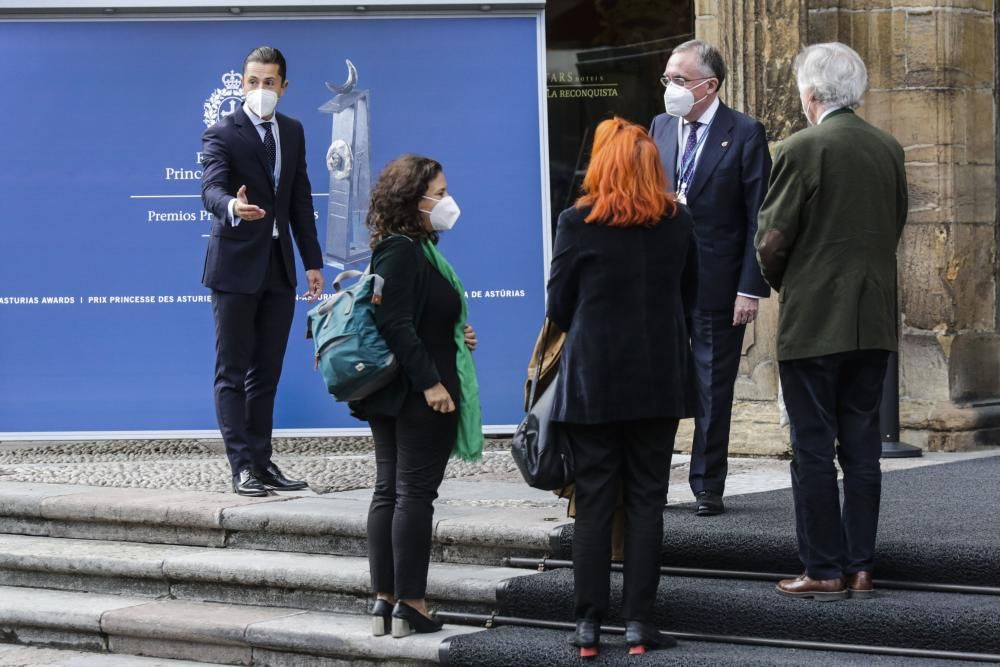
678, 120, 702, 188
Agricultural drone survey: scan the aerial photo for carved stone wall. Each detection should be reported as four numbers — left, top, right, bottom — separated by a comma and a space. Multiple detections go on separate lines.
809, 1, 999, 450
692, 0, 1000, 452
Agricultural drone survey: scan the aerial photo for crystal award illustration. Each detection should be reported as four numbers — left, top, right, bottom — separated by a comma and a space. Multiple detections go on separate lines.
320, 60, 371, 270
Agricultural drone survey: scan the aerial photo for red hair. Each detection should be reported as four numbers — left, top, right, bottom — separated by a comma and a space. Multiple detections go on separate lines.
576, 117, 677, 227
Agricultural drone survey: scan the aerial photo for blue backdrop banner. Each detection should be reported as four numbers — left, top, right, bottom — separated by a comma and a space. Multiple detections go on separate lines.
0, 14, 546, 435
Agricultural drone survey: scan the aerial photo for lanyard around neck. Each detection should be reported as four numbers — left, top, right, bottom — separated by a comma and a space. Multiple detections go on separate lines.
677, 117, 713, 189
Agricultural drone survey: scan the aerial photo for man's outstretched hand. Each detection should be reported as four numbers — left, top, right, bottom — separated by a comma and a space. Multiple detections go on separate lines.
233, 184, 266, 221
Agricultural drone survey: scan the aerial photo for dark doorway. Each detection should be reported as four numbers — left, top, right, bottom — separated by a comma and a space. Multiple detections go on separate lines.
545, 1, 694, 233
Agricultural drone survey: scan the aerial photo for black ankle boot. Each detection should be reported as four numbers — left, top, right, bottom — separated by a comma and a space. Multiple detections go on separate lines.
625, 620, 676, 652
390, 601, 443, 638
571, 618, 600, 658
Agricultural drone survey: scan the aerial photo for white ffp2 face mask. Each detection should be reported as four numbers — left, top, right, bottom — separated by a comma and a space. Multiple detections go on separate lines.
663, 79, 711, 118
421, 195, 461, 231
246, 88, 279, 118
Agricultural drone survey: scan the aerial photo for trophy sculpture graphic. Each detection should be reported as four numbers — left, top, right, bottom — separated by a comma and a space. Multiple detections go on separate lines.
320, 60, 371, 270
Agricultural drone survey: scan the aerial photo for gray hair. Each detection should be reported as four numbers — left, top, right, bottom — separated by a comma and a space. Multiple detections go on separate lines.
672, 39, 727, 86
795, 42, 868, 109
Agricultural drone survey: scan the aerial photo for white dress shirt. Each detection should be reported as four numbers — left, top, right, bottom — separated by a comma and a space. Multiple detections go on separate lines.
228, 102, 281, 238
818, 106, 843, 123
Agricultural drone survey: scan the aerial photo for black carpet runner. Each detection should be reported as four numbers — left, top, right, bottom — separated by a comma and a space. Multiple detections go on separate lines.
442, 456, 1000, 666
552, 456, 1000, 585
442, 626, 988, 666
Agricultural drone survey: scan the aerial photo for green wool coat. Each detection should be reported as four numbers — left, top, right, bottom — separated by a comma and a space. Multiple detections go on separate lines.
755, 109, 908, 361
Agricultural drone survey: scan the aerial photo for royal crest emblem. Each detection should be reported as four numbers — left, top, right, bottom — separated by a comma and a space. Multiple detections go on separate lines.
203, 70, 244, 127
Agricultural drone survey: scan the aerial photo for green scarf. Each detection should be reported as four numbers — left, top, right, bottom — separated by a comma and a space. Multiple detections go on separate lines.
421, 240, 484, 461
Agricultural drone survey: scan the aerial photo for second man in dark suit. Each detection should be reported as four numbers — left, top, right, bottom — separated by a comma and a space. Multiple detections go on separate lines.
201, 46, 324, 496
650, 40, 771, 516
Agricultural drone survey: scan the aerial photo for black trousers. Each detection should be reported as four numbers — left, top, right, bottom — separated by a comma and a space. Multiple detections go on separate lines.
212, 241, 295, 476
368, 392, 457, 599
689, 308, 747, 495
566, 418, 679, 622
779, 349, 889, 580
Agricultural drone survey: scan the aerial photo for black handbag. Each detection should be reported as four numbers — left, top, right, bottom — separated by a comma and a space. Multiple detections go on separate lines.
511, 327, 574, 491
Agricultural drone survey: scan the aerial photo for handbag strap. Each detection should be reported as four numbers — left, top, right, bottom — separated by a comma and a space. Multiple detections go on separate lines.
526, 320, 551, 412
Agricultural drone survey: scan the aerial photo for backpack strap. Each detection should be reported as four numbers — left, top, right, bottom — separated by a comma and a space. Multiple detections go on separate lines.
332, 270, 364, 291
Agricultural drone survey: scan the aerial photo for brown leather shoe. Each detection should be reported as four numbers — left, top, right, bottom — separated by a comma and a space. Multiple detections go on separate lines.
775, 574, 848, 601
845, 571, 875, 599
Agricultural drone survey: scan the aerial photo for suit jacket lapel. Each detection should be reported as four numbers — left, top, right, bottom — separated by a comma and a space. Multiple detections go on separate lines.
686, 103, 735, 203
661, 115, 680, 191
275, 113, 294, 194
233, 107, 275, 189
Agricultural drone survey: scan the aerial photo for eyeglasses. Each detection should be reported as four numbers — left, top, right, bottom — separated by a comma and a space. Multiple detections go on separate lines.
660, 75, 713, 88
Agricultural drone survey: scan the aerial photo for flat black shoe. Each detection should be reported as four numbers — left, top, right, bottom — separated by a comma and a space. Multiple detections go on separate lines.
571, 619, 600, 658
695, 491, 725, 516
232, 468, 269, 497
371, 599, 393, 636
625, 620, 676, 653
391, 601, 442, 638
256, 463, 308, 491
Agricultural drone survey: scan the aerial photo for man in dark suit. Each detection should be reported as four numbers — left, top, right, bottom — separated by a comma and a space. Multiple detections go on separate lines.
650, 40, 771, 516
756, 43, 907, 600
201, 46, 324, 496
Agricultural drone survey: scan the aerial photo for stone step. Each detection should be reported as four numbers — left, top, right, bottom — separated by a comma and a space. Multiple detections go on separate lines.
0, 534, 534, 615
0, 643, 218, 667
0, 482, 569, 566
0, 586, 481, 666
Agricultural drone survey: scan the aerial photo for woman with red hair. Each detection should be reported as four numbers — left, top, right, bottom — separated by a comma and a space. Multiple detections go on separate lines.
548, 117, 697, 657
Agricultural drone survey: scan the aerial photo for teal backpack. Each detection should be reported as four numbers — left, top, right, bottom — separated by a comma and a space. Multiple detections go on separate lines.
306, 269, 397, 402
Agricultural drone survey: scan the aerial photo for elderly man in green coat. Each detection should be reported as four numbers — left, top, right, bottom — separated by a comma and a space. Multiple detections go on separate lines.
755, 42, 907, 601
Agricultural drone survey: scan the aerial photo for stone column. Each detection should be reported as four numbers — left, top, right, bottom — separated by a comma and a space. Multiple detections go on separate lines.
810, 1, 1000, 450
694, 1, 1000, 451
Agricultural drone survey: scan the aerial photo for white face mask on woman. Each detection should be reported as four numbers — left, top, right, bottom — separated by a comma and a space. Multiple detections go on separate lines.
663, 79, 712, 118
421, 195, 461, 231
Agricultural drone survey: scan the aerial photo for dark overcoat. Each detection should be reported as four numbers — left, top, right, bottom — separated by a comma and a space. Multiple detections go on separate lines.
755, 109, 908, 361
547, 205, 698, 424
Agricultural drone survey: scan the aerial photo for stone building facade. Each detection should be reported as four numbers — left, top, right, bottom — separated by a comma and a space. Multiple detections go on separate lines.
679, 1, 999, 453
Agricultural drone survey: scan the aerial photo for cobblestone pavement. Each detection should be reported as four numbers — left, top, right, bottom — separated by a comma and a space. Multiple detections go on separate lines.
2, 436, 992, 505
0, 437, 525, 495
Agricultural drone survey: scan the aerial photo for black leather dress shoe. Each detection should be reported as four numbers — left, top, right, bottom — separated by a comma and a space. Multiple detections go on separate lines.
625, 620, 676, 653
232, 468, 269, 497
695, 491, 725, 516
390, 601, 442, 638
256, 463, 308, 491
